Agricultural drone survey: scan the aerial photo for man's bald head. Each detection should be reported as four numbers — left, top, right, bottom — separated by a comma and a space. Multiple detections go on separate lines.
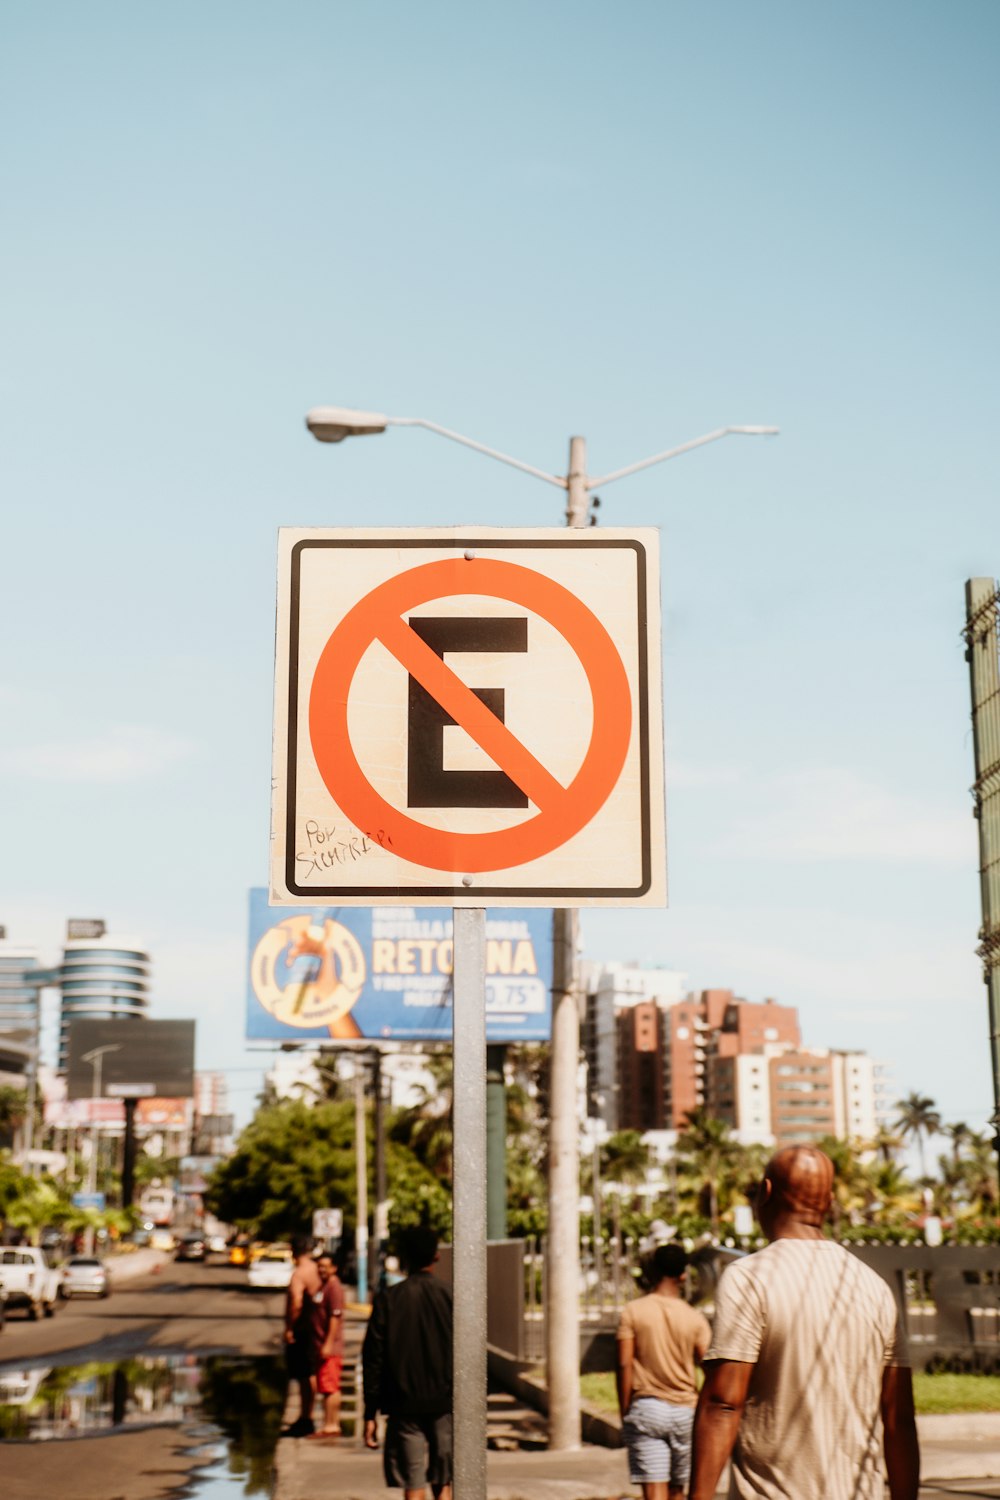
758, 1146, 834, 1235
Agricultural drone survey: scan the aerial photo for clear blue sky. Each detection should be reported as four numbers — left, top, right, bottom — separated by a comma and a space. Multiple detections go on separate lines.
2, 3, 997, 1133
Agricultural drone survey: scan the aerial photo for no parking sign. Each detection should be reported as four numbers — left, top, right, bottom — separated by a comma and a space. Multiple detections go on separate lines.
270, 528, 665, 907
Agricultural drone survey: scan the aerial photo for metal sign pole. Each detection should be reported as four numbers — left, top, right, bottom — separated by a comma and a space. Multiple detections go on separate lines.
452, 906, 487, 1500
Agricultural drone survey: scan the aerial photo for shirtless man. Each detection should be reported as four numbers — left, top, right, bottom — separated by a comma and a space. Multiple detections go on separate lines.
689, 1145, 920, 1500
284, 1233, 321, 1436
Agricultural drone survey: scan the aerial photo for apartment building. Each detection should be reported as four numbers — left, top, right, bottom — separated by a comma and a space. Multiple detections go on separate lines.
665, 990, 800, 1130
585, 966, 885, 1149
712, 1046, 890, 1148
580, 961, 687, 1132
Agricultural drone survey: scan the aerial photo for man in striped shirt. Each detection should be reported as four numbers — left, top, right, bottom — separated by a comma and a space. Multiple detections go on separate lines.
689, 1145, 919, 1500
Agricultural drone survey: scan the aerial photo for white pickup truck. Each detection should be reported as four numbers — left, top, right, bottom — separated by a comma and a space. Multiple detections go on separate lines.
0, 1247, 63, 1320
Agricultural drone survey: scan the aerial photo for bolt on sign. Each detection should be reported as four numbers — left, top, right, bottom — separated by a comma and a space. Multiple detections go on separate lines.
270, 528, 665, 908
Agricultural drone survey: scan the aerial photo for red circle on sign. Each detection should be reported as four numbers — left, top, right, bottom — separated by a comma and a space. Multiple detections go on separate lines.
308, 555, 632, 873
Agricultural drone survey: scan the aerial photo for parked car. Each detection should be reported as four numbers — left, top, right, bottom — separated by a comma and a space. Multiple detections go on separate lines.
60, 1256, 110, 1299
175, 1234, 206, 1262
0, 1247, 62, 1319
247, 1246, 293, 1290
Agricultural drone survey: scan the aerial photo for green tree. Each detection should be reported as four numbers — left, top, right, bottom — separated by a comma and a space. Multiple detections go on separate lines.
815, 1135, 869, 1230
390, 1052, 453, 1179
3, 1178, 65, 1245
675, 1109, 743, 1233
871, 1124, 903, 1165
958, 1132, 999, 1218
945, 1121, 972, 1166
0, 1086, 28, 1149
504, 1071, 546, 1236
894, 1093, 942, 1178
206, 1095, 450, 1242
206, 1098, 359, 1238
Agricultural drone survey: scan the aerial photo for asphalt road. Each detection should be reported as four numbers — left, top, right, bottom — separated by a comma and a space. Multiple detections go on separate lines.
0, 1256, 286, 1368
1, 1258, 287, 1500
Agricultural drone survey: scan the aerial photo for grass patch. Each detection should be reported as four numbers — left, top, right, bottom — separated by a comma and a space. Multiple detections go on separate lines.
579, 1373, 619, 1414
580, 1370, 1000, 1416
912, 1373, 1000, 1413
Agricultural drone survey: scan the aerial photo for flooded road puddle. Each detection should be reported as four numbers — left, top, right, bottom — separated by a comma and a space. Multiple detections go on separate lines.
0, 1353, 284, 1496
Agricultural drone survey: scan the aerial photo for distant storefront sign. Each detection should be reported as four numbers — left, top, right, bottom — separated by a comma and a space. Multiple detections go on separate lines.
72, 1192, 106, 1212
246, 888, 552, 1044
66, 918, 107, 940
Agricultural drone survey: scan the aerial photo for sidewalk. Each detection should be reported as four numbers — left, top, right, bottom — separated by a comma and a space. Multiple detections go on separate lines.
272, 1413, 1000, 1499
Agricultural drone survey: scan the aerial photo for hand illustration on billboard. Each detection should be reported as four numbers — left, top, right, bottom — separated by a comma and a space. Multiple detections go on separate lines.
251, 915, 365, 1037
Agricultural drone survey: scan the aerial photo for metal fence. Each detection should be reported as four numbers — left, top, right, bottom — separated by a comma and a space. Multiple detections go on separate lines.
522, 1234, 648, 1362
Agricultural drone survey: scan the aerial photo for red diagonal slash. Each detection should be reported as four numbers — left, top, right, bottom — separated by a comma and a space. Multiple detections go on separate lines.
377, 613, 567, 812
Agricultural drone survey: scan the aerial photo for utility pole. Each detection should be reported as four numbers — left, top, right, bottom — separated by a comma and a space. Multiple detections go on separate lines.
354, 1060, 369, 1303
545, 436, 588, 1450
81, 1043, 119, 1254
964, 578, 1000, 1178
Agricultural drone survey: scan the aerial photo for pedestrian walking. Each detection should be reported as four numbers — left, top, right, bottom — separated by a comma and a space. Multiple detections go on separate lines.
689, 1144, 920, 1500
362, 1225, 453, 1500
309, 1251, 346, 1438
616, 1243, 711, 1500
284, 1232, 321, 1437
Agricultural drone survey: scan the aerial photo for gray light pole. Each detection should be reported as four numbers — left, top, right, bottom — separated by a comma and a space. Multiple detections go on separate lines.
81, 1043, 119, 1253
305, 405, 778, 1456
964, 578, 1000, 1177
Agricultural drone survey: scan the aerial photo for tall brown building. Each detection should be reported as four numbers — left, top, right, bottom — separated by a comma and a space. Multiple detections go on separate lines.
616, 1001, 667, 1131
662, 989, 800, 1130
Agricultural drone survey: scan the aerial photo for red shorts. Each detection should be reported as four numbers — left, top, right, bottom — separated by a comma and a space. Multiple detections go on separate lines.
316, 1355, 343, 1394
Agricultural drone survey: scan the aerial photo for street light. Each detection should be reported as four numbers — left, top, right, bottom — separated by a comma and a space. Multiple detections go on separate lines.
305, 404, 778, 1453
81, 1043, 120, 1253
306, 407, 778, 525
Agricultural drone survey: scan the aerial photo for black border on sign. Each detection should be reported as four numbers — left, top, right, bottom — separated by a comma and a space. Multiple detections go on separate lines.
284, 536, 652, 899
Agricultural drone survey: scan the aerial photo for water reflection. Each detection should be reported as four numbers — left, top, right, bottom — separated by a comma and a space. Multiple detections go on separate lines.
0, 1355, 284, 1496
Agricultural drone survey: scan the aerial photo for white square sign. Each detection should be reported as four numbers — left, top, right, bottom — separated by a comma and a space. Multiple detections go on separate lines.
270, 528, 665, 907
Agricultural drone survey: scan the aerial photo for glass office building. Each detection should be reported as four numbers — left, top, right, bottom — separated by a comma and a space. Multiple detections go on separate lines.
55, 924, 151, 1069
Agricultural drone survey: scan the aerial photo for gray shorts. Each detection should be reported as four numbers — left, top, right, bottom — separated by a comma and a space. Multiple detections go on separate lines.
623, 1396, 695, 1487
384, 1412, 453, 1491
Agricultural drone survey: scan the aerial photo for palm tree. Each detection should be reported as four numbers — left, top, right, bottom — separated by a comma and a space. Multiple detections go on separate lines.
390, 1052, 453, 1180
871, 1124, 902, 1165
0, 1086, 28, 1149
959, 1132, 999, 1218
816, 1135, 868, 1230
894, 1093, 942, 1179
945, 1121, 972, 1166
676, 1109, 743, 1233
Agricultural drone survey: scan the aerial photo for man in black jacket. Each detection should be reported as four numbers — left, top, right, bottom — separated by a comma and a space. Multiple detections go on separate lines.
362, 1225, 453, 1500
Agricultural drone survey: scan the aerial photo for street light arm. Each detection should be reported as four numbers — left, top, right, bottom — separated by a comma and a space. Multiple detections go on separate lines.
587, 426, 780, 490
387, 417, 567, 490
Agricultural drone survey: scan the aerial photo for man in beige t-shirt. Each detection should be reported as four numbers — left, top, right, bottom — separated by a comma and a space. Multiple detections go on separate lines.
689, 1146, 920, 1500
617, 1244, 711, 1500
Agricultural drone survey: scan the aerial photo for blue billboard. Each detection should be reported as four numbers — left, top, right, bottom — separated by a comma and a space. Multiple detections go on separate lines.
245, 889, 552, 1044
